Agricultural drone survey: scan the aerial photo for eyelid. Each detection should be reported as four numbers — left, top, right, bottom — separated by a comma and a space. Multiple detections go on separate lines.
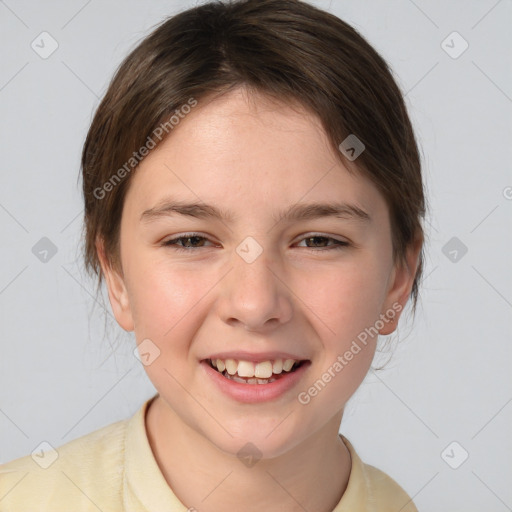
161, 232, 217, 247
161, 232, 350, 251
294, 232, 350, 244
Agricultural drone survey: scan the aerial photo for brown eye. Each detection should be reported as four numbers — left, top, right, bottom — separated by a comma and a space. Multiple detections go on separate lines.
162, 234, 213, 251
297, 235, 349, 250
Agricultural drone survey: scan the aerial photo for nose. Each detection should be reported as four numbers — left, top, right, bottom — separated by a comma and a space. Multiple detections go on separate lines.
216, 246, 293, 333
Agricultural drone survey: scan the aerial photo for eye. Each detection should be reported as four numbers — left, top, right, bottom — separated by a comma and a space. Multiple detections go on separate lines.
296, 235, 349, 251
161, 233, 350, 253
161, 233, 214, 252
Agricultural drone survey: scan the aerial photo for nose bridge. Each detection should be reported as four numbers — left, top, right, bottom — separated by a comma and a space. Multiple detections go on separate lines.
220, 236, 293, 330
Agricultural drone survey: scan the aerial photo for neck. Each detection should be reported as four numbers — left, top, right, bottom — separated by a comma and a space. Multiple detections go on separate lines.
145, 396, 351, 512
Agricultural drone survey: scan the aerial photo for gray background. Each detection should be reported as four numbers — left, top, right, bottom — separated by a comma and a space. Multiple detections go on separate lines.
1, 0, 511, 510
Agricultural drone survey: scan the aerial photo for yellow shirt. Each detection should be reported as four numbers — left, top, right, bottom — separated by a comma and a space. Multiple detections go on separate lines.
0, 395, 417, 511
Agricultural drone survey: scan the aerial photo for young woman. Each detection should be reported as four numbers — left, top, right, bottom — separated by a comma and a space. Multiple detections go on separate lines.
0, 1, 425, 510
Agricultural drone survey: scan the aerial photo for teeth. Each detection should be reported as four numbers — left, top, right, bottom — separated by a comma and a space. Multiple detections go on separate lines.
224, 372, 277, 384
225, 359, 237, 375
272, 359, 283, 374
255, 361, 273, 379
237, 360, 255, 378
282, 359, 295, 372
210, 357, 301, 378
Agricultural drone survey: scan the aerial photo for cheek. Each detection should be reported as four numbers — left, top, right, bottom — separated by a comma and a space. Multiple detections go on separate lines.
298, 256, 389, 340
127, 263, 212, 395
292, 257, 388, 407
127, 260, 206, 344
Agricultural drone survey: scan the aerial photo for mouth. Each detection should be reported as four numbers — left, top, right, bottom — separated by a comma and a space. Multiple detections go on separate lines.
204, 357, 308, 385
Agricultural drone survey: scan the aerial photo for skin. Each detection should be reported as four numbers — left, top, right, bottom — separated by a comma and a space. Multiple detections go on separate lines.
98, 87, 422, 512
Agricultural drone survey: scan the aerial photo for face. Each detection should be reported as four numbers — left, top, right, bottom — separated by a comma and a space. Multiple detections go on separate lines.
99, 88, 420, 459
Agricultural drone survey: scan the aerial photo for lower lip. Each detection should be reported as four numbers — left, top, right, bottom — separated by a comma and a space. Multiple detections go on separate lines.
201, 361, 310, 403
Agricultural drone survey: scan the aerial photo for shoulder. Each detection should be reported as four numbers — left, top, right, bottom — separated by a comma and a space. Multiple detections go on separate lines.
336, 435, 418, 512
0, 417, 128, 512
362, 463, 418, 511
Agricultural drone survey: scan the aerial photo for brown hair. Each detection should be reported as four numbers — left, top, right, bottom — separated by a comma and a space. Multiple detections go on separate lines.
81, 0, 426, 314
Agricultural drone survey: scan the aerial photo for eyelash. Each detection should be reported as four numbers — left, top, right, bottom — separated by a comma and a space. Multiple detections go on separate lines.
161, 233, 350, 253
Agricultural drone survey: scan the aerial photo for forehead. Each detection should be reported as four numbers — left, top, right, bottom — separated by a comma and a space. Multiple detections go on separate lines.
124, 88, 386, 222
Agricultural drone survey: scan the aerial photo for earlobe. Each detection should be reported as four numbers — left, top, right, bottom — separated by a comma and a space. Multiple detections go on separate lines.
379, 234, 423, 335
95, 238, 135, 332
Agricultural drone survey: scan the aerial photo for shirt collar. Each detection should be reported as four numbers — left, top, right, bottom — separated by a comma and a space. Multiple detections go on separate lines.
123, 395, 370, 511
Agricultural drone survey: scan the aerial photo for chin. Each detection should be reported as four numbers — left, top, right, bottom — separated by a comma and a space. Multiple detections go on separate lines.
204, 415, 309, 461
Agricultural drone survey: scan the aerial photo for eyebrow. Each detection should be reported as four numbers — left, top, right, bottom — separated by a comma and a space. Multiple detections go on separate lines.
140, 198, 371, 224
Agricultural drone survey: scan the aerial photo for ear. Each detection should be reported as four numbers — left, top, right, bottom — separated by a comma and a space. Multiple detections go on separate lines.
96, 237, 135, 332
379, 233, 423, 335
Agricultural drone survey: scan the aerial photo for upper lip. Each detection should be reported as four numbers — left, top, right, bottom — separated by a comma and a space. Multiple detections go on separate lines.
202, 351, 309, 363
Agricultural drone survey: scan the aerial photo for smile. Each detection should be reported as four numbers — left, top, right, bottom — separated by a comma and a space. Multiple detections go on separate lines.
208, 358, 304, 384
201, 357, 311, 403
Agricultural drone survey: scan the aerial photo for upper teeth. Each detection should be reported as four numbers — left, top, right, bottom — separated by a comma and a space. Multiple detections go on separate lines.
210, 358, 299, 379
